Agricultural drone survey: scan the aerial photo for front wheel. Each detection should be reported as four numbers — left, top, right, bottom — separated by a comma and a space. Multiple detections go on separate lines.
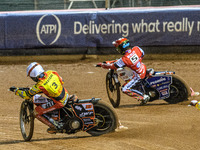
87, 101, 118, 136
20, 101, 34, 141
106, 71, 121, 108
164, 75, 190, 104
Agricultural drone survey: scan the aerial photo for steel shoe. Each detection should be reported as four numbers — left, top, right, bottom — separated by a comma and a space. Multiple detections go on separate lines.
140, 95, 150, 105
47, 128, 57, 134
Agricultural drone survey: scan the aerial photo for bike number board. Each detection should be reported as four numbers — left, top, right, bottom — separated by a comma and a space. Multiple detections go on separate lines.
73, 103, 95, 131
146, 75, 172, 99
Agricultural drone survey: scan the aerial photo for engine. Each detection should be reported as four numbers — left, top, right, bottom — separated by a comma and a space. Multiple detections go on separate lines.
146, 88, 159, 101
63, 117, 82, 134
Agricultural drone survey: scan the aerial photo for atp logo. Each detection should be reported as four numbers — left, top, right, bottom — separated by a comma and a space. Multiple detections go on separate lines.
36, 14, 61, 45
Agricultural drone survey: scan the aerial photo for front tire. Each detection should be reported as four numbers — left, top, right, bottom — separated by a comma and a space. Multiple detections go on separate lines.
20, 101, 34, 141
164, 75, 190, 104
87, 101, 118, 136
106, 71, 121, 108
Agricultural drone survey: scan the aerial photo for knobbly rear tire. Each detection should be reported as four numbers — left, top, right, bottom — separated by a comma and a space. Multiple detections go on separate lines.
164, 75, 190, 104
106, 72, 121, 108
87, 101, 118, 136
20, 101, 34, 141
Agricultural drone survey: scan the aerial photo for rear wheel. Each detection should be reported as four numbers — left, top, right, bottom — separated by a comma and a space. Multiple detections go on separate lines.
87, 101, 118, 136
106, 71, 121, 108
164, 75, 190, 104
20, 101, 34, 141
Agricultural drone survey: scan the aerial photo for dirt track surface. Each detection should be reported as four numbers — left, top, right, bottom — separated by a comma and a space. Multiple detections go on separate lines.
1, 55, 200, 150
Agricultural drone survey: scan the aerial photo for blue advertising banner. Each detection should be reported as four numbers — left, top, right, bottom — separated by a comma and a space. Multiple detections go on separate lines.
1, 7, 200, 50
0, 14, 5, 49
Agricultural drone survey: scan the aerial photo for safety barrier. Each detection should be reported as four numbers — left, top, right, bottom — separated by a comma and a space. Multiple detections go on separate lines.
0, 6, 200, 51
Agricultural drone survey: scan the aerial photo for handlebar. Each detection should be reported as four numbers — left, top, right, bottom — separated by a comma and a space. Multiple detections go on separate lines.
18, 87, 30, 91
9, 86, 30, 92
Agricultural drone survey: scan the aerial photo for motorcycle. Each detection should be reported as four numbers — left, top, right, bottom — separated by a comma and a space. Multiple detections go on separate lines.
96, 62, 196, 108
14, 88, 118, 141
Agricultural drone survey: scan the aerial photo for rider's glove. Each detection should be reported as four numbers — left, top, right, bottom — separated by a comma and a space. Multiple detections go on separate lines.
9, 86, 18, 92
96, 62, 117, 70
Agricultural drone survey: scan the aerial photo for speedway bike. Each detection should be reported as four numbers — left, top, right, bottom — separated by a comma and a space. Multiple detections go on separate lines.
14, 88, 118, 141
96, 63, 195, 108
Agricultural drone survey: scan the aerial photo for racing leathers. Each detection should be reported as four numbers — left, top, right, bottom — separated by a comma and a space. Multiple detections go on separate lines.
102, 46, 147, 100
15, 70, 69, 129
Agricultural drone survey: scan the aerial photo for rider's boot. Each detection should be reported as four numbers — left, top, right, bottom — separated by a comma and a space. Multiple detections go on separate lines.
140, 94, 150, 105
47, 127, 57, 134
43, 114, 62, 134
46, 124, 58, 134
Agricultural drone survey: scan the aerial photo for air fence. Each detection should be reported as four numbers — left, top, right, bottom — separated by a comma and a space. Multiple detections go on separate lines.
1, 6, 200, 55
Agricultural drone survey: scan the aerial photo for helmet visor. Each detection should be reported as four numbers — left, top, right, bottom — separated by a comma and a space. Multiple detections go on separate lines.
117, 40, 130, 54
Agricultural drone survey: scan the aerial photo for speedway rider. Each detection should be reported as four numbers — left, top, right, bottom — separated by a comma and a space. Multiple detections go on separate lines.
99, 37, 150, 104
9, 62, 77, 134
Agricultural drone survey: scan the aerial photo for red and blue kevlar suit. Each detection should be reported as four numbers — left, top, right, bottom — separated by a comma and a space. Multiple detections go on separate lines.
15, 70, 69, 128
102, 46, 146, 100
